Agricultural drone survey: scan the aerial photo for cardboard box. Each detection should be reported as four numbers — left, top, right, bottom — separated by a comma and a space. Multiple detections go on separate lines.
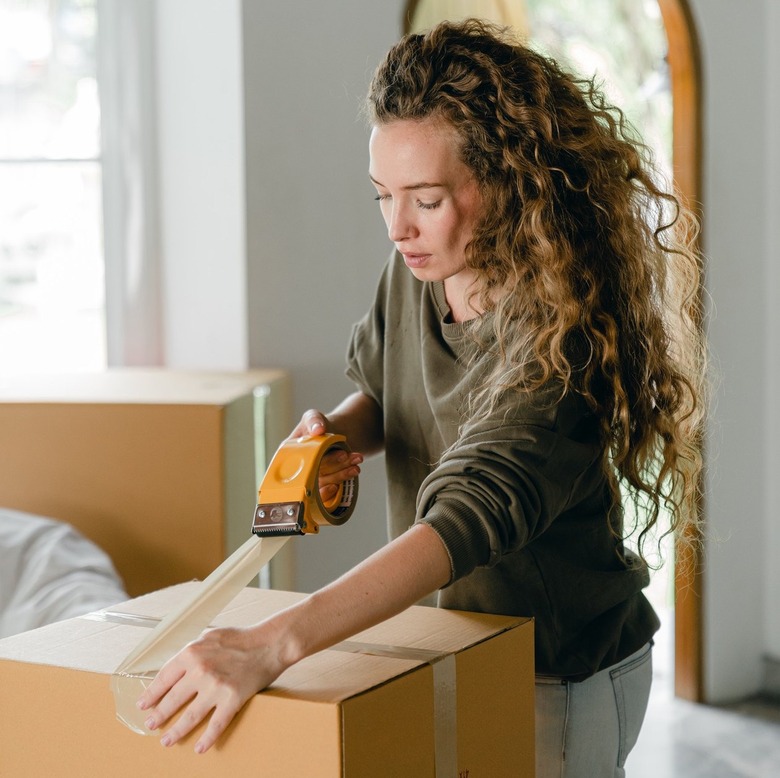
0, 583, 535, 777
0, 369, 291, 596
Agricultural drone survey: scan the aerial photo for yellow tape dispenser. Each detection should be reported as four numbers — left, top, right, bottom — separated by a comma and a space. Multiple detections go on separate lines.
252, 433, 358, 535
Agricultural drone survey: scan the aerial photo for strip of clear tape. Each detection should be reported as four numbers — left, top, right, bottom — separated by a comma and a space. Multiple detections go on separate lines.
110, 534, 289, 735
333, 641, 458, 776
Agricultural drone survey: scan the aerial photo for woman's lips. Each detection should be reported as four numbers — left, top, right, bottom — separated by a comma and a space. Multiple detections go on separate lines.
402, 252, 431, 268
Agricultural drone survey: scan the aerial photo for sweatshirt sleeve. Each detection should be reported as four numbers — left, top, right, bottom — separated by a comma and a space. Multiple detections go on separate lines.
415, 390, 604, 584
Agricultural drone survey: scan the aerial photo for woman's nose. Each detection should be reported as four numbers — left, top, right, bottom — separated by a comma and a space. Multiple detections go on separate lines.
387, 203, 416, 242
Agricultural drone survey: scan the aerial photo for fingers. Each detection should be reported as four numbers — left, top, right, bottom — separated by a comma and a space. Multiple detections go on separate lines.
318, 449, 363, 481
160, 688, 243, 754
193, 706, 238, 754
289, 409, 329, 439
141, 681, 195, 737
143, 678, 242, 753
137, 653, 201, 740
137, 660, 187, 713
316, 449, 362, 502
288, 410, 363, 503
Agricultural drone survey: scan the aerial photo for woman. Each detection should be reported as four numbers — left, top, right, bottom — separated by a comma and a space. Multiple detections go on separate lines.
139, 20, 705, 776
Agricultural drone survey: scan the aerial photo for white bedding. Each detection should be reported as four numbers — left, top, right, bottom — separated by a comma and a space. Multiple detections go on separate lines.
0, 508, 128, 638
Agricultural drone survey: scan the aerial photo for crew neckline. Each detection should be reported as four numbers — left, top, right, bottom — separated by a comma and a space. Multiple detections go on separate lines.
431, 280, 470, 335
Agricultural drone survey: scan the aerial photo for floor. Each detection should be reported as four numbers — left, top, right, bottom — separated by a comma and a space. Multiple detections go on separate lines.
628, 609, 780, 777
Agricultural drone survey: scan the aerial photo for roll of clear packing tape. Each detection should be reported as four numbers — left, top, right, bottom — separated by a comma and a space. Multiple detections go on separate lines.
111, 433, 358, 735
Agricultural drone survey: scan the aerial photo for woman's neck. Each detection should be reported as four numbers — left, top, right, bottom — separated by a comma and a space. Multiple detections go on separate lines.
443, 274, 483, 323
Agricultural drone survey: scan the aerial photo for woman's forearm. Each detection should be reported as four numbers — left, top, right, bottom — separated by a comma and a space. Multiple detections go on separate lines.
268, 523, 451, 667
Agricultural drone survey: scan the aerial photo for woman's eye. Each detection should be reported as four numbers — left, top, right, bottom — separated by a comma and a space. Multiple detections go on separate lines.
372, 194, 440, 210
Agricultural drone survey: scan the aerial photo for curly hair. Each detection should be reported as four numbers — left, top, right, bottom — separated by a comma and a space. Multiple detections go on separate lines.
366, 18, 706, 563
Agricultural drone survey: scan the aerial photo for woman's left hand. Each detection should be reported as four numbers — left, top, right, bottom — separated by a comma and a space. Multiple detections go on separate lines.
137, 623, 287, 754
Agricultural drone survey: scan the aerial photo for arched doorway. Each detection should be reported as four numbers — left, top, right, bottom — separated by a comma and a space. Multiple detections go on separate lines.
403, 0, 704, 702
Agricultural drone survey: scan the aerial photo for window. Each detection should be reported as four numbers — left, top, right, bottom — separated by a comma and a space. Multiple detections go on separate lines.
0, 0, 105, 375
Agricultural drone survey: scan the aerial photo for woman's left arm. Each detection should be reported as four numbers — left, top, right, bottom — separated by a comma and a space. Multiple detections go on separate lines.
138, 522, 451, 754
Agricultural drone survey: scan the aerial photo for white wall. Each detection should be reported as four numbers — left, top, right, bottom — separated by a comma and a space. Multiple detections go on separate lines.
241, 1, 403, 591
152, 0, 780, 700
689, 0, 778, 701
155, 0, 248, 369
763, 0, 780, 667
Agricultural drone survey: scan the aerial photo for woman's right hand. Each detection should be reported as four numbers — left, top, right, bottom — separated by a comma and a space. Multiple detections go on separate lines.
289, 409, 363, 504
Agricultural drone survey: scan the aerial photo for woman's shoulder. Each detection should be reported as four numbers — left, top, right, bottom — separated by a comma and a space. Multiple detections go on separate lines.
464, 381, 597, 439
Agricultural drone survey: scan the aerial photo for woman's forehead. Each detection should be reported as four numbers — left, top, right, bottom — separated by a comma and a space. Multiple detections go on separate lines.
368, 119, 467, 183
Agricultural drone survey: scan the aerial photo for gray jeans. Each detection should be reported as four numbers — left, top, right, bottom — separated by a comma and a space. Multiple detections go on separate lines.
535, 642, 653, 777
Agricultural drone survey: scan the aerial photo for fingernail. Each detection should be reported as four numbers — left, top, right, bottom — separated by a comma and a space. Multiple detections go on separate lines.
161, 735, 172, 747
145, 717, 156, 730
195, 742, 206, 754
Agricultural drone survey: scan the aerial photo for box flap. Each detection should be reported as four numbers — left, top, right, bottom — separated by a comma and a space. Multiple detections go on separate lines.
0, 583, 528, 704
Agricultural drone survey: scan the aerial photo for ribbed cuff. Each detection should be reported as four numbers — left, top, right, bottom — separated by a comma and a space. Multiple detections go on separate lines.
418, 497, 491, 586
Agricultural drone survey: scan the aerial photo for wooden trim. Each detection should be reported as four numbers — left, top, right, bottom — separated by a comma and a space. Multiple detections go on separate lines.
657, 0, 705, 703
659, 0, 703, 211
403, 0, 420, 33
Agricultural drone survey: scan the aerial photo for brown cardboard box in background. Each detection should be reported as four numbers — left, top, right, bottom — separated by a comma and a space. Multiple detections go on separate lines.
0, 369, 291, 596
0, 584, 535, 777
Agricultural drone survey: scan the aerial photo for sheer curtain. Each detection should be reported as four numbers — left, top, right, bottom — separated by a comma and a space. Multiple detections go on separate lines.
98, 0, 163, 367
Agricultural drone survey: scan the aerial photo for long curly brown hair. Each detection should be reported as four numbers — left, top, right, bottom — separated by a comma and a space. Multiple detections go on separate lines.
366, 19, 706, 562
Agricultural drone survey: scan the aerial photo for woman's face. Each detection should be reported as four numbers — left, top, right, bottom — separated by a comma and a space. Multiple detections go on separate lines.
369, 118, 483, 288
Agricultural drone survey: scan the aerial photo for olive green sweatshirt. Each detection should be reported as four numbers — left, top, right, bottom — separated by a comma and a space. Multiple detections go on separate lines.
346, 251, 659, 679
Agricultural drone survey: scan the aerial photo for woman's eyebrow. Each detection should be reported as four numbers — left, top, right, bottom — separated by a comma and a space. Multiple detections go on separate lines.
368, 173, 445, 190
